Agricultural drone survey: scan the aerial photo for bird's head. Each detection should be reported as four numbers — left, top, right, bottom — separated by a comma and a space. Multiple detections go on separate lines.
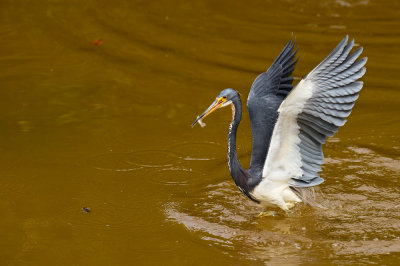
192, 88, 239, 127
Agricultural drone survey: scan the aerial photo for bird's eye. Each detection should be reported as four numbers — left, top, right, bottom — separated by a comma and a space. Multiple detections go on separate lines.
222, 96, 227, 99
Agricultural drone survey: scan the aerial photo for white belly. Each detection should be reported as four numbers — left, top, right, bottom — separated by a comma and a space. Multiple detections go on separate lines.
251, 179, 302, 211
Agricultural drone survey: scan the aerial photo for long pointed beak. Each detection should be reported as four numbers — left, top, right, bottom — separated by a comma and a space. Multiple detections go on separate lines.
192, 99, 223, 128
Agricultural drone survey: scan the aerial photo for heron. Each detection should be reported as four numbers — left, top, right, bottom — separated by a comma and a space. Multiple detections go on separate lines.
192, 35, 367, 211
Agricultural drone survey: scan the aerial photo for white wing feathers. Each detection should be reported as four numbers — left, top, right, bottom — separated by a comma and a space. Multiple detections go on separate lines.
261, 35, 367, 187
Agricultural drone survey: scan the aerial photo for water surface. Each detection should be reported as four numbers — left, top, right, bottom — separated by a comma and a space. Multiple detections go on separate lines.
0, 0, 400, 265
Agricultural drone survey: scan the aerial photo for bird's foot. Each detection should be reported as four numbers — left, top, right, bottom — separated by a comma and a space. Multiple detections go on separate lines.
257, 211, 277, 217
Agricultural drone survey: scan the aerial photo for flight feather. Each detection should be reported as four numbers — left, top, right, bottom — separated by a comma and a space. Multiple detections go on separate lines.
260, 35, 367, 187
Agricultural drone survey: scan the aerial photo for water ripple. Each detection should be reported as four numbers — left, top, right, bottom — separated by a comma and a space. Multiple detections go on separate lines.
163, 140, 400, 263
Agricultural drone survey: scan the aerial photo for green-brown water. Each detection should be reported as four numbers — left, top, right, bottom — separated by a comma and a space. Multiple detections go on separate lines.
1, 0, 400, 265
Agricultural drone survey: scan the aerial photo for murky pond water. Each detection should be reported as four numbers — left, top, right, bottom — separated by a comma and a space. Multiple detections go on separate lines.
1, 0, 400, 265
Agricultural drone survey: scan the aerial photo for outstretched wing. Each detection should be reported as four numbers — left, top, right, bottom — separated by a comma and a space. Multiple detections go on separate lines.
247, 39, 298, 177
261, 35, 367, 187
248, 39, 298, 100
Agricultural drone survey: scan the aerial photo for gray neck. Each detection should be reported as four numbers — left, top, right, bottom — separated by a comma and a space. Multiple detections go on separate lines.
227, 98, 255, 196
227, 102, 241, 176
227, 97, 261, 202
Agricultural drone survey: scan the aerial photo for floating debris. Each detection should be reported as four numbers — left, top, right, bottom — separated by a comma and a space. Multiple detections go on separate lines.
91, 39, 103, 46
82, 207, 91, 213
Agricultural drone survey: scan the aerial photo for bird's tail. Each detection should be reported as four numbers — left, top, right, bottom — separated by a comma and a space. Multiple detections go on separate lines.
290, 186, 327, 209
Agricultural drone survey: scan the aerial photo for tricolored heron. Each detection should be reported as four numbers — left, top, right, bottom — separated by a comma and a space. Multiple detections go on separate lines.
192, 35, 367, 211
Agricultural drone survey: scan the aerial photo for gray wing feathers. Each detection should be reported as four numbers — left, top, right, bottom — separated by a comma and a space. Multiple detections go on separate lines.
248, 39, 298, 99
289, 36, 367, 188
247, 38, 299, 177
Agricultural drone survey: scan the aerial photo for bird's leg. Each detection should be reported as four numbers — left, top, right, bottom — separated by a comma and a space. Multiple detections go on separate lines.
257, 201, 297, 217
285, 202, 296, 209
257, 210, 277, 217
